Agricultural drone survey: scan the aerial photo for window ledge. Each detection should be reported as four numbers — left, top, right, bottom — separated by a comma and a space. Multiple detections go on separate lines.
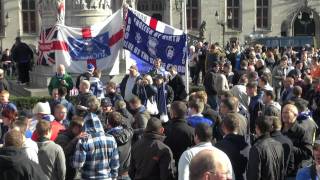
255, 29, 272, 33
225, 29, 242, 33
20, 34, 38, 38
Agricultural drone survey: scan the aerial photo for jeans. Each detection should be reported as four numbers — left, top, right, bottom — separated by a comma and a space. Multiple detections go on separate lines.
207, 95, 218, 111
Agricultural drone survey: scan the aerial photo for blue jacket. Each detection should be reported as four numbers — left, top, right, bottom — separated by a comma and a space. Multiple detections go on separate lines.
296, 165, 320, 180
187, 116, 213, 128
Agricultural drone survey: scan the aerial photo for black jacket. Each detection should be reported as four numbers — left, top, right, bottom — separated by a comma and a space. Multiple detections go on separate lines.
11, 42, 33, 64
129, 132, 175, 180
246, 134, 285, 180
168, 74, 187, 101
75, 92, 94, 116
203, 71, 218, 95
120, 74, 142, 98
0, 147, 46, 180
282, 122, 313, 176
55, 130, 78, 180
164, 118, 194, 168
107, 124, 133, 174
105, 92, 124, 107
117, 108, 134, 126
215, 134, 249, 180
133, 83, 157, 106
271, 130, 294, 176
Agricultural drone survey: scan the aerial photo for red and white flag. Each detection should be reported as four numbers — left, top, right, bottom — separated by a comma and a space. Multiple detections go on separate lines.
128, 7, 184, 35
55, 9, 123, 74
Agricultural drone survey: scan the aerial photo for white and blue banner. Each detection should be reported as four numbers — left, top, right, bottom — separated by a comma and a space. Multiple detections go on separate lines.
124, 9, 187, 74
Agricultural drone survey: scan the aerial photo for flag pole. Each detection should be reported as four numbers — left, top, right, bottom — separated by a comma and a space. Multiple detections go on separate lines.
183, 0, 189, 96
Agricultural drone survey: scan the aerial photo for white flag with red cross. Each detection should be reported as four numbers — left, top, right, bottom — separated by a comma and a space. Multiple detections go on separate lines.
54, 9, 124, 74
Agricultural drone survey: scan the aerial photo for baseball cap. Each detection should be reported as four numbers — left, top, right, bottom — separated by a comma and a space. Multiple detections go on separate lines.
101, 97, 112, 107
87, 64, 95, 72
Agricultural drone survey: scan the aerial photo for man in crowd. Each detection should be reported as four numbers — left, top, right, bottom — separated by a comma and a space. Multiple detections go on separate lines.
280, 77, 294, 104
168, 66, 187, 101
281, 104, 313, 177
189, 149, 231, 180
55, 118, 85, 180
11, 37, 33, 85
187, 99, 213, 128
120, 65, 142, 102
129, 117, 175, 180
73, 96, 119, 179
154, 74, 174, 121
0, 69, 9, 92
267, 116, 294, 176
36, 120, 66, 180
76, 63, 95, 89
164, 101, 194, 171
262, 90, 281, 115
48, 64, 73, 96
75, 80, 94, 116
148, 58, 168, 79
178, 123, 233, 180
203, 62, 219, 110
215, 113, 249, 180
296, 139, 320, 179
105, 81, 124, 106
129, 96, 151, 142
246, 117, 285, 180
0, 129, 46, 180
246, 81, 264, 134
219, 97, 248, 137
106, 112, 133, 180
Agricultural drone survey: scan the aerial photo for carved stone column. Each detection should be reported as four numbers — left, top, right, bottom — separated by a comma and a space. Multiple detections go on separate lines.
66, 0, 112, 27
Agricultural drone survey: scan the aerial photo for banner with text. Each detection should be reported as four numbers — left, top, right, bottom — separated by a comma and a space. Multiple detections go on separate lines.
124, 9, 187, 74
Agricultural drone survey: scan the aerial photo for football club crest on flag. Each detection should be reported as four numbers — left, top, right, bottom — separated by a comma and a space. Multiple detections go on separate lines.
124, 8, 187, 74
53, 9, 124, 74
68, 32, 111, 61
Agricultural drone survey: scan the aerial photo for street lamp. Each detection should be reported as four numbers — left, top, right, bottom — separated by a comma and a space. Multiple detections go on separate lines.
215, 11, 226, 46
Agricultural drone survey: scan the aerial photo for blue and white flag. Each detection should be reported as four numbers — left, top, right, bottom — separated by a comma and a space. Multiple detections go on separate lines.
124, 8, 187, 74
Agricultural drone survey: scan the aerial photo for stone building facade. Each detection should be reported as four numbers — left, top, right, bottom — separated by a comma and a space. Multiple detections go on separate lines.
1, 0, 319, 51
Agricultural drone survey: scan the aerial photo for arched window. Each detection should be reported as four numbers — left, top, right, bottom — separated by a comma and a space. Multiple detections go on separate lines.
227, 0, 240, 29
187, 0, 199, 30
22, 0, 36, 34
256, 0, 269, 29
137, 0, 163, 21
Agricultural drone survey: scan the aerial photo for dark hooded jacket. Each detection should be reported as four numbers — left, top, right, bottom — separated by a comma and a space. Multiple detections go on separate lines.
107, 124, 133, 174
297, 110, 318, 143
215, 134, 249, 180
0, 147, 47, 180
129, 132, 175, 180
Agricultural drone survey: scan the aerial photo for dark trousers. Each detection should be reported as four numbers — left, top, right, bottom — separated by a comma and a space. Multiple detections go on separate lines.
190, 66, 197, 84
195, 62, 206, 84
18, 63, 30, 83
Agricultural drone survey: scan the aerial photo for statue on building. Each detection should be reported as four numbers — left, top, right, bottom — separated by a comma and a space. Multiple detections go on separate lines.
72, 0, 111, 10
39, 0, 65, 24
199, 21, 206, 41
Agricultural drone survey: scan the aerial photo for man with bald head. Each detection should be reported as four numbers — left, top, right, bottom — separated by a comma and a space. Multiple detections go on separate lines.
189, 149, 230, 180
48, 64, 73, 95
281, 103, 313, 177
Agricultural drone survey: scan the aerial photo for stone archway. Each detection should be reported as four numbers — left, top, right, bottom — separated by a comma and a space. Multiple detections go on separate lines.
293, 12, 315, 36
288, 8, 320, 46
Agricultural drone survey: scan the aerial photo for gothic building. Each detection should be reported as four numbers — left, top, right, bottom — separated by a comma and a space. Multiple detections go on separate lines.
0, 0, 320, 52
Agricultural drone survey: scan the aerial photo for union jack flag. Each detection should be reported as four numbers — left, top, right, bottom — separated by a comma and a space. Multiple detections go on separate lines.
37, 26, 58, 65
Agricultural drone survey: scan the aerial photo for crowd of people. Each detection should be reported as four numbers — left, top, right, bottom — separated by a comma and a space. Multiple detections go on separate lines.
0, 40, 320, 180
